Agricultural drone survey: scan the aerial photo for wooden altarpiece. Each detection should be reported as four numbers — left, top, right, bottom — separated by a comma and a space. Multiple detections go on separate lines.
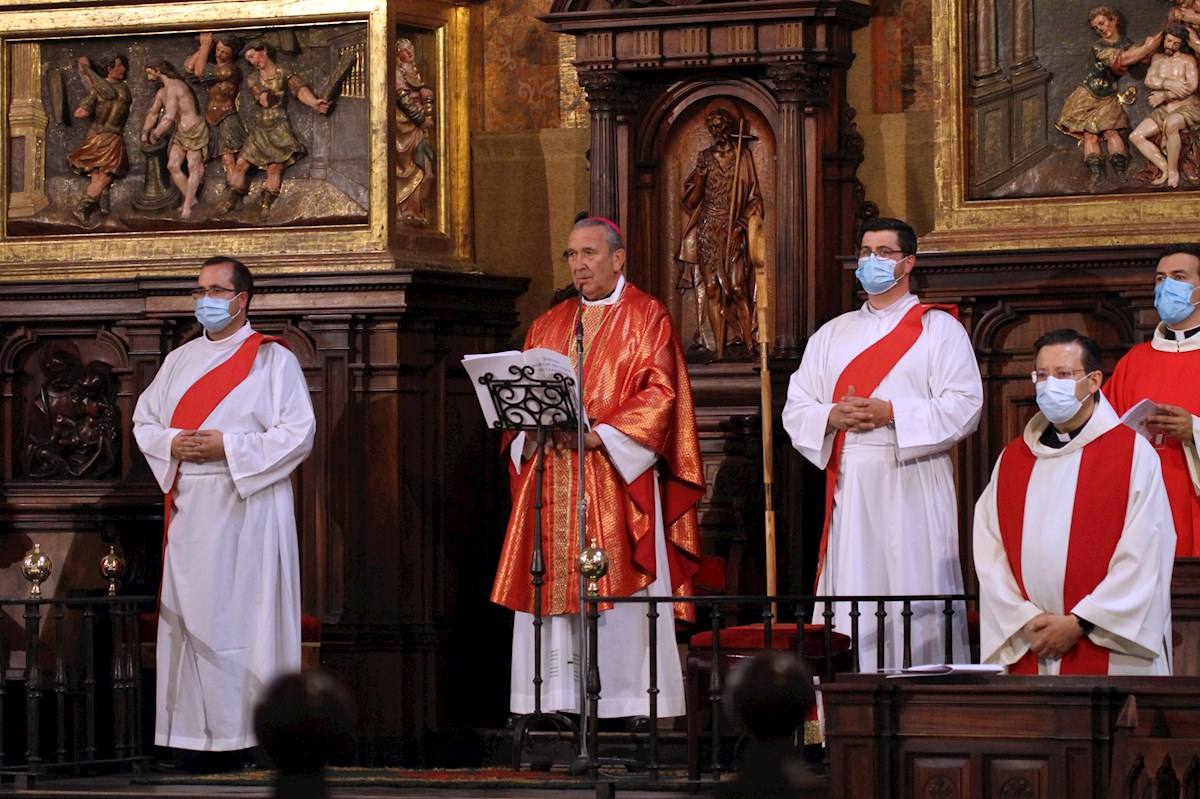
544, 0, 871, 591
0, 0, 524, 763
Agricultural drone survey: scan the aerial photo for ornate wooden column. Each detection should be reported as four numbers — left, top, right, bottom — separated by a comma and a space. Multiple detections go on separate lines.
579, 71, 631, 225
767, 62, 819, 357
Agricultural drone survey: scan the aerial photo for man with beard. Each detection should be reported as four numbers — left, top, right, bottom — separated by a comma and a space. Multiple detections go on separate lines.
677, 100, 766, 359
67, 54, 131, 225
141, 61, 208, 219
1130, 25, 1200, 188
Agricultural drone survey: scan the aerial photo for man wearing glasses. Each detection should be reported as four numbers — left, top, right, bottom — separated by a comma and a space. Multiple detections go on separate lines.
782, 216, 982, 670
133, 256, 315, 768
974, 329, 1175, 675
1105, 244, 1200, 557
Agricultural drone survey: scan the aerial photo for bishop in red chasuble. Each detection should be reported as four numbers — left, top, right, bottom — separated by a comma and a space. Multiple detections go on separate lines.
491, 218, 704, 718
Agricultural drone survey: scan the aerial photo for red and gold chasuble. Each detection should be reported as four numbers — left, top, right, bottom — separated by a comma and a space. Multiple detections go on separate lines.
816, 303, 956, 581
996, 425, 1136, 675
491, 284, 705, 619
163, 332, 283, 548
1105, 342, 1200, 557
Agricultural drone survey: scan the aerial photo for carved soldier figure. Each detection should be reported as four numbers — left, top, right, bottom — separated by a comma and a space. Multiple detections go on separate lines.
1130, 25, 1200, 188
1055, 7, 1161, 184
219, 40, 330, 216
677, 100, 766, 359
184, 32, 248, 198
395, 38, 435, 225
141, 61, 208, 219
66, 54, 131, 225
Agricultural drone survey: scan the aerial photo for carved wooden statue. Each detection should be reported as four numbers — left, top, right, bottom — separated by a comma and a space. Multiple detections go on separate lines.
677, 100, 767, 360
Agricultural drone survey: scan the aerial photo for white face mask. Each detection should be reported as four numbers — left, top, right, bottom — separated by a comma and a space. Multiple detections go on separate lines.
1035, 375, 1086, 424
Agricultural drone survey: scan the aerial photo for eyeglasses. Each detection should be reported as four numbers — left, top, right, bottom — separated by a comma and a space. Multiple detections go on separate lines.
190, 286, 240, 299
1030, 369, 1093, 384
858, 247, 909, 260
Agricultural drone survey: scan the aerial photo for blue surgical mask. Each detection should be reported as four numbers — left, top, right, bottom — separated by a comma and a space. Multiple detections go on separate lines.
1155, 277, 1198, 325
1035, 375, 1085, 425
195, 295, 240, 333
855, 254, 902, 295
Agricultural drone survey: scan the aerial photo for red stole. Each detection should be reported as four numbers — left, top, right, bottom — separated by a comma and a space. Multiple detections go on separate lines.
162, 332, 282, 546
816, 302, 956, 581
996, 424, 1135, 675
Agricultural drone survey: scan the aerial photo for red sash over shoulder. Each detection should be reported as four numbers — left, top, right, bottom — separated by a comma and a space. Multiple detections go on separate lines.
163, 332, 283, 544
996, 425, 1135, 675
816, 302, 957, 582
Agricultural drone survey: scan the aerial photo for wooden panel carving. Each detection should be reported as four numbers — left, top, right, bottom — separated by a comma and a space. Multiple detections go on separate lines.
910, 757, 971, 799
20, 341, 120, 479
987, 759, 1047, 799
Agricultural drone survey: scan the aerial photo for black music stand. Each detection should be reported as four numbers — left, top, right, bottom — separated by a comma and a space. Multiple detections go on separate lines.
479, 365, 582, 769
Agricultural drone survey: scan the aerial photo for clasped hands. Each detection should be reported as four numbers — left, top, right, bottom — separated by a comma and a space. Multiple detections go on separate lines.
171, 429, 226, 463
827, 385, 893, 433
543, 430, 604, 454
1022, 613, 1085, 660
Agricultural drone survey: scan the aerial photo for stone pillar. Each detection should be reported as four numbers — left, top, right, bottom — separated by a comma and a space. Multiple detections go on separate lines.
8, 43, 49, 218
973, 0, 1001, 80
1011, 0, 1036, 72
578, 70, 628, 224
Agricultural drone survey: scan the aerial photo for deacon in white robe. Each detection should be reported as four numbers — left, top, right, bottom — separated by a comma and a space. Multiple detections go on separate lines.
974, 347, 1174, 675
782, 219, 982, 670
134, 259, 315, 752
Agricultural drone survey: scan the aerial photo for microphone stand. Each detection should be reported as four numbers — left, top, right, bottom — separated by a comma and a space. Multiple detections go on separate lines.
571, 307, 593, 774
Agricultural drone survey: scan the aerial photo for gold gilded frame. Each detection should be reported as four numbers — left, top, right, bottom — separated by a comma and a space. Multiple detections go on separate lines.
0, 0, 473, 280
926, 0, 1200, 251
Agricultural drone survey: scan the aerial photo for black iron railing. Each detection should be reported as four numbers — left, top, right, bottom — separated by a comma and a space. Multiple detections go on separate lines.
0, 595, 154, 783
563, 591, 977, 784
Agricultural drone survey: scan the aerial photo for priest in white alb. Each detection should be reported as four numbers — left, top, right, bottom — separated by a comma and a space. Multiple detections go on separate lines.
974, 329, 1175, 675
133, 256, 315, 762
782, 217, 982, 670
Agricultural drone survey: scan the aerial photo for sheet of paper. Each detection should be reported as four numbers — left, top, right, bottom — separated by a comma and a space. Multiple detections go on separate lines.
884, 663, 1005, 678
1119, 398, 1158, 441
461, 351, 523, 429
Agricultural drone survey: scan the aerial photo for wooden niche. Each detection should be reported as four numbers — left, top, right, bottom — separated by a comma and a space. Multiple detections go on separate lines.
544, 0, 871, 589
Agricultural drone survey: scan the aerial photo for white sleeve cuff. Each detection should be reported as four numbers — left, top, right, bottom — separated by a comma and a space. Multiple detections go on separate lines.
596, 424, 657, 484
1186, 415, 1200, 495
510, 432, 538, 474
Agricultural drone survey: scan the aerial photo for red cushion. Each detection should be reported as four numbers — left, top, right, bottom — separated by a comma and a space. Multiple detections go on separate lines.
690, 623, 851, 654
139, 611, 321, 645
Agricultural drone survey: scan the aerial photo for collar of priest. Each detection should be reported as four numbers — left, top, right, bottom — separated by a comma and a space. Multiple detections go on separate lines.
1039, 394, 1098, 449
1170, 324, 1200, 340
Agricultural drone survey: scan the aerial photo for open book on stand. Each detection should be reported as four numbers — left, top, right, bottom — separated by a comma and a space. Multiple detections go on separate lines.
462, 348, 588, 431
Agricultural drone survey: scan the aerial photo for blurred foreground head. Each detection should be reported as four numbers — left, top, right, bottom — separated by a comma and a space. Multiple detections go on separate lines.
726, 651, 815, 740
254, 670, 356, 775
